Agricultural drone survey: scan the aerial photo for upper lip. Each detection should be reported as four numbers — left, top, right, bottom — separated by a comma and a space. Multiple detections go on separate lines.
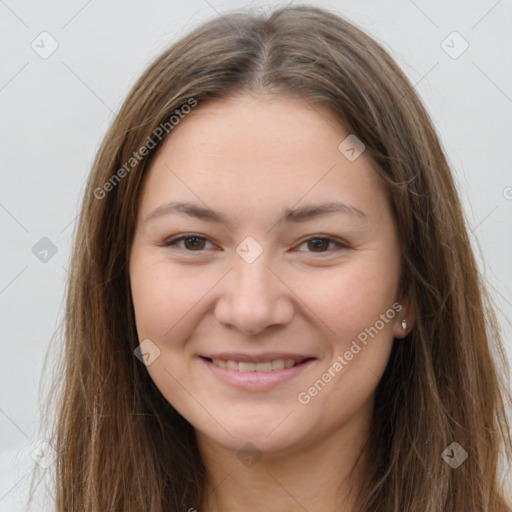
200, 352, 315, 363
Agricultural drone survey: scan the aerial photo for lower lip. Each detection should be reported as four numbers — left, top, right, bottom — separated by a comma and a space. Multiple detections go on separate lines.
201, 357, 316, 392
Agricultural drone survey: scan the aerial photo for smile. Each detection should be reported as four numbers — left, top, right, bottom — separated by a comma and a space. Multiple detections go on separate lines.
200, 355, 317, 392
209, 358, 300, 372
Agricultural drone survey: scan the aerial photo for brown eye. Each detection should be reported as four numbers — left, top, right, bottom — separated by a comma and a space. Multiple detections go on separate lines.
183, 236, 206, 250
163, 235, 212, 251
297, 236, 349, 253
307, 238, 330, 252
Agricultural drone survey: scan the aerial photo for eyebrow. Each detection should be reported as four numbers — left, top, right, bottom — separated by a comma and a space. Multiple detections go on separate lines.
144, 200, 367, 226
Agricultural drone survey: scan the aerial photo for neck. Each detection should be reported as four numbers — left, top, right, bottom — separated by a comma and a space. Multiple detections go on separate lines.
197, 402, 373, 512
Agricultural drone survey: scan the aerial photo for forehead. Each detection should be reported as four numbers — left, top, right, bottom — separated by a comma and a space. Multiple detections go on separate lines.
155, 92, 350, 173
137, 93, 389, 225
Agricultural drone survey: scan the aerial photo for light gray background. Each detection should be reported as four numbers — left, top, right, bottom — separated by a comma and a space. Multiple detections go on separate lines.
1, 0, 511, 509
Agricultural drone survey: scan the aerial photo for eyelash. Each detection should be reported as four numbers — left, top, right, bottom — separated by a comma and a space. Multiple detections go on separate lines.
162, 234, 350, 254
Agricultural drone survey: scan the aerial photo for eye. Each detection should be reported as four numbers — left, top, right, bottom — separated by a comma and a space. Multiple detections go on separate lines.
162, 234, 350, 254
296, 236, 349, 254
162, 234, 215, 251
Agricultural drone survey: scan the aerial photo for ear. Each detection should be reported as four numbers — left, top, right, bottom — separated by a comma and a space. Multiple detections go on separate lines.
392, 295, 415, 339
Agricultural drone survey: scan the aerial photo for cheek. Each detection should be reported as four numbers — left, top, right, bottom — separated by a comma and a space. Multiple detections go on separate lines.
130, 258, 204, 341
299, 257, 400, 412
289, 255, 400, 340
130, 260, 204, 408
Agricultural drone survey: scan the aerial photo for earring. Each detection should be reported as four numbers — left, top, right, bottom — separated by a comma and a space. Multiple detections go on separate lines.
401, 319, 407, 331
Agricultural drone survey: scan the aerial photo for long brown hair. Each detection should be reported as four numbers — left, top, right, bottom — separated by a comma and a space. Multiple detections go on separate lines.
30, 5, 512, 511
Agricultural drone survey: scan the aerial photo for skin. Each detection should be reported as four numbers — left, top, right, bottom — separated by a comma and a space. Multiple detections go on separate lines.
129, 92, 414, 512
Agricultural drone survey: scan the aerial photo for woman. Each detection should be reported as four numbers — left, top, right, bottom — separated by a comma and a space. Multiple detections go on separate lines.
35, 5, 512, 511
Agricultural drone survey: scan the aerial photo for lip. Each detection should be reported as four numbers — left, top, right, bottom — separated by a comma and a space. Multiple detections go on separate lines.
200, 352, 313, 363
200, 355, 317, 392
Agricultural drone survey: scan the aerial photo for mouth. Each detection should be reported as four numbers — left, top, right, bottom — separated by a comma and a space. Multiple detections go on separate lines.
199, 353, 317, 392
200, 356, 314, 372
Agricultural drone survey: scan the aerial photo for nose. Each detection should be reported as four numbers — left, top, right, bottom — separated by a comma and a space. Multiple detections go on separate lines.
214, 253, 295, 335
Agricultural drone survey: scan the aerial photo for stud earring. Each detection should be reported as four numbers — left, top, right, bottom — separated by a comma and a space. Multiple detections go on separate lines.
401, 319, 407, 331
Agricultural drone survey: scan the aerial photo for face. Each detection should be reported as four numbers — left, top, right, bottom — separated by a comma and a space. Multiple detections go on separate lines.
129, 92, 409, 455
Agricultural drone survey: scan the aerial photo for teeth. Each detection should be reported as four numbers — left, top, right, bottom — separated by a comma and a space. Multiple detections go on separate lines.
226, 360, 238, 370
256, 361, 272, 372
239, 362, 256, 372
271, 359, 285, 370
211, 358, 300, 372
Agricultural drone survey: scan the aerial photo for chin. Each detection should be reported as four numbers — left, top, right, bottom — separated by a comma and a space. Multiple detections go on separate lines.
194, 409, 310, 456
